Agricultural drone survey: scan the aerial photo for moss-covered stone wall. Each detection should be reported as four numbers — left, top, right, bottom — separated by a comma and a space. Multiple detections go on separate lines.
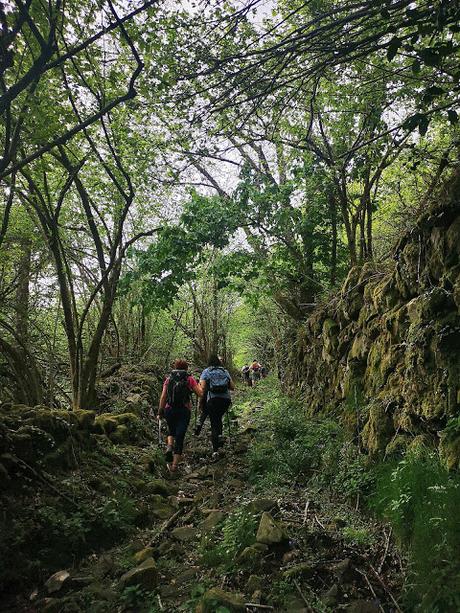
286, 172, 460, 467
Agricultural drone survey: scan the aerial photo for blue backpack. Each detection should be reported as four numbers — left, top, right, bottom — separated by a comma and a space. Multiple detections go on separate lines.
208, 367, 229, 393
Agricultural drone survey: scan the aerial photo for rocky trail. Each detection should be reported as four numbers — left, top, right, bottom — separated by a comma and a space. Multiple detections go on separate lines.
2, 385, 404, 613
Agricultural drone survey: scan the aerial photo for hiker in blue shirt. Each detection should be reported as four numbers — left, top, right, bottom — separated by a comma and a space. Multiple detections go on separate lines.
200, 354, 235, 459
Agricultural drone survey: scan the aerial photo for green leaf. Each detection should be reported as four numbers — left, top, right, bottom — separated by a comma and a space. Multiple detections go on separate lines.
418, 115, 430, 136
447, 110, 459, 124
403, 113, 421, 131
387, 37, 401, 61
411, 60, 421, 74
419, 48, 440, 67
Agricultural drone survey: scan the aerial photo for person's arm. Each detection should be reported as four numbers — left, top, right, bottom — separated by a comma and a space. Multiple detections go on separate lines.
191, 378, 203, 398
228, 377, 235, 391
199, 378, 207, 397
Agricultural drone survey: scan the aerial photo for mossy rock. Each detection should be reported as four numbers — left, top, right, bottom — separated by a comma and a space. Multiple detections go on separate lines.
73, 410, 95, 429
385, 435, 410, 458
235, 545, 265, 568
133, 547, 155, 564
439, 434, 460, 471
196, 587, 246, 612
143, 479, 174, 497
361, 402, 393, 455
256, 512, 288, 545
283, 561, 315, 580
119, 557, 158, 589
109, 425, 129, 444
10, 425, 56, 462
93, 414, 118, 434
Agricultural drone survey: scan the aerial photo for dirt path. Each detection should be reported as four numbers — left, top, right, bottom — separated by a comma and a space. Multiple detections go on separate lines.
28, 387, 403, 612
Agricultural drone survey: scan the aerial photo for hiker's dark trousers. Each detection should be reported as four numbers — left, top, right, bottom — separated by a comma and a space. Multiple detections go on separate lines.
207, 397, 231, 452
164, 406, 190, 454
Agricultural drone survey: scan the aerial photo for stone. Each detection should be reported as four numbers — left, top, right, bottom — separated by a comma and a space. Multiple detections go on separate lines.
175, 567, 199, 585
439, 434, 460, 471
333, 558, 353, 582
196, 587, 246, 612
171, 526, 197, 542
283, 562, 315, 580
236, 545, 264, 567
246, 575, 263, 593
45, 570, 70, 594
110, 425, 129, 444
149, 494, 176, 520
200, 510, 225, 532
134, 547, 155, 563
247, 498, 279, 514
119, 557, 158, 590
145, 479, 173, 497
228, 478, 245, 489
73, 410, 95, 429
256, 512, 288, 545
322, 583, 339, 606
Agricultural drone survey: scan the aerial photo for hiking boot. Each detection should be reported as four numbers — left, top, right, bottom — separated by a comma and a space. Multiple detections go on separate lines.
164, 445, 173, 463
211, 449, 224, 462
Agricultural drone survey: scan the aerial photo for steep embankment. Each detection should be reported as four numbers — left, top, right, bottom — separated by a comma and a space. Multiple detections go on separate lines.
286, 172, 460, 467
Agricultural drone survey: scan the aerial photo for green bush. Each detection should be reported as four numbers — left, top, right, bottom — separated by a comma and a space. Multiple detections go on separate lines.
371, 448, 460, 611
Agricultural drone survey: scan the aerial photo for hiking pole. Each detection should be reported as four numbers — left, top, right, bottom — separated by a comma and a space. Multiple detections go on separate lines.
158, 417, 162, 446
226, 410, 233, 447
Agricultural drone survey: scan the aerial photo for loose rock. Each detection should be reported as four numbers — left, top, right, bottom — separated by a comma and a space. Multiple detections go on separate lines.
256, 512, 288, 545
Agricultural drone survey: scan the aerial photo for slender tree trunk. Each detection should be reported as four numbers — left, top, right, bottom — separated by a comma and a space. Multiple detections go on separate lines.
328, 193, 338, 285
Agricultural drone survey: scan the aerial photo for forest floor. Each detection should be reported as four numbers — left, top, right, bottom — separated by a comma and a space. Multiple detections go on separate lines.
3, 381, 405, 612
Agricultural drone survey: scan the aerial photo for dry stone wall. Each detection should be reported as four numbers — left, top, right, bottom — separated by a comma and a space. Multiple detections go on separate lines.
287, 172, 460, 468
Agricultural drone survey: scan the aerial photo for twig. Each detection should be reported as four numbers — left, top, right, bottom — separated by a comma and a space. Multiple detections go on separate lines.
369, 564, 403, 613
148, 507, 186, 546
157, 594, 164, 611
245, 604, 274, 610
303, 500, 310, 525
357, 570, 385, 613
314, 514, 326, 530
377, 527, 392, 574
293, 580, 314, 613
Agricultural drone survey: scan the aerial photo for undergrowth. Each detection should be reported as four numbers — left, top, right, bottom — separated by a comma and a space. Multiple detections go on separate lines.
371, 448, 460, 612
242, 377, 460, 612
199, 507, 258, 570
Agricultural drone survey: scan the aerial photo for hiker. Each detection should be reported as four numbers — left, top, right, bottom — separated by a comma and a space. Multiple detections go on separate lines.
241, 364, 251, 386
250, 359, 262, 385
199, 354, 235, 459
158, 359, 202, 472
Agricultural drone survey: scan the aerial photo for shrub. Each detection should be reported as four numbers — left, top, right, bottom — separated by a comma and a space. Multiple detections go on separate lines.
370, 448, 460, 611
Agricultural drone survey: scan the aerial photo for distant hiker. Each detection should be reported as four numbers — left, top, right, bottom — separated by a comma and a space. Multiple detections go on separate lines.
158, 359, 202, 472
241, 364, 251, 386
250, 360, 262, 385
200, 354, 235, 459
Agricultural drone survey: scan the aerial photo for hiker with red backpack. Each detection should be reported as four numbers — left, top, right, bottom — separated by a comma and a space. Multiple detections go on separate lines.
158, 359, 202, 472
199, 354, 235, 460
